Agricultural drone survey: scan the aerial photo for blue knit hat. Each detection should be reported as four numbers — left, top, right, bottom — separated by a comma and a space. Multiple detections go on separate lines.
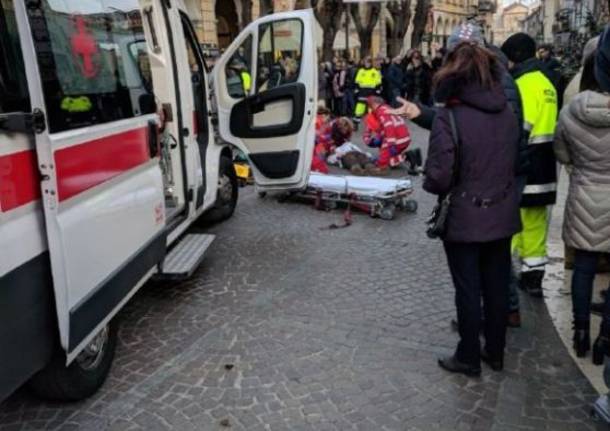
595, 25, 610, 93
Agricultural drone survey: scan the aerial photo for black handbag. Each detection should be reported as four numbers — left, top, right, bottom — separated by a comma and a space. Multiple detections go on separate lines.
426, 109, 460, 239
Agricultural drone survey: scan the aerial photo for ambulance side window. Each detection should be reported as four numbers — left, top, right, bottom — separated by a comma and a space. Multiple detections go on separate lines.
225, 36, 253, 99
0, 0, 31, 114
256, 19, 303, 93
26, 0, 156, 133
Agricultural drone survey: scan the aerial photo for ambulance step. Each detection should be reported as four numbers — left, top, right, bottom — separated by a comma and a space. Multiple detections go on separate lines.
155, 234, 215, 280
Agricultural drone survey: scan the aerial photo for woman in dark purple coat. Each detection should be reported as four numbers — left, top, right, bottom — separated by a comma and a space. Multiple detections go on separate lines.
425, 42, 521, 377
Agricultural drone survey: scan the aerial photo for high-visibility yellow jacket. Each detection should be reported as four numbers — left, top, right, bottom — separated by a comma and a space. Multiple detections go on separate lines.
355, 67, 382, 90
241, 71, 252, 93
513, 60, 558, 207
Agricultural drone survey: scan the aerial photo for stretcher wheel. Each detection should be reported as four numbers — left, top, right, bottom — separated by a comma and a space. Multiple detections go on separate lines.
403, 199, 418, 213
379, 204, 396, 221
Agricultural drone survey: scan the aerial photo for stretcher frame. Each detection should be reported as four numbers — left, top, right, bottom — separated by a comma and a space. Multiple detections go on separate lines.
295, 174, 418, 220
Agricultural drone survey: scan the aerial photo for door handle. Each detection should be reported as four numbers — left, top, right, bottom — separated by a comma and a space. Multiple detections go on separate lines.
148, 120, 159, 157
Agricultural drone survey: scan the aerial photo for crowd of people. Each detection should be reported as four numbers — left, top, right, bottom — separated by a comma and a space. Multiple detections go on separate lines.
340, 22, 610, 377
318, 48, 438, 121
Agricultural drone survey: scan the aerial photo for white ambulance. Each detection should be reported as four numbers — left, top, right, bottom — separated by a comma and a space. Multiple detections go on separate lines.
0, 0, 316, 402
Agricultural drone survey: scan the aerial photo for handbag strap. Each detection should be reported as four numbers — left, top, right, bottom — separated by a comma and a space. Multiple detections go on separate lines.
447, 109, 460, 193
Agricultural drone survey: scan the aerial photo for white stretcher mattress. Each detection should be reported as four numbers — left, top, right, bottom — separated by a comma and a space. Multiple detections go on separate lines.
307, 173, 413, 198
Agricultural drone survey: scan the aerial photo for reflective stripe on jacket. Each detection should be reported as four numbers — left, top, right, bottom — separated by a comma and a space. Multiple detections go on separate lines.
514, 65, 558, 207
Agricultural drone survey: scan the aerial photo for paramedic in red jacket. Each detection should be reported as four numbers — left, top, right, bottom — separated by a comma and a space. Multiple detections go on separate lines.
311, 113, 354, 174
312, 108, 332, 173
365, 96, 411, 170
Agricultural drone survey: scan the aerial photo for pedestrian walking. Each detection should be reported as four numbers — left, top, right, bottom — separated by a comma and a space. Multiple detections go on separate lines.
538, 44, 566, 108
332, 59, 347, 116
501, 34, 559, 299
424, 41, 521, 377
554, 29, 610, 364
404, 50, 432, 106
431, 48, 445, 76
344, 60, 357, 121
318, 63, 331, 108
386, 56, 405, 107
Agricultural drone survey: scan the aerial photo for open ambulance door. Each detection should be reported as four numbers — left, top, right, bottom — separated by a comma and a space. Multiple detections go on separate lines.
15, 0, 166, 364
213, 10, 318, 191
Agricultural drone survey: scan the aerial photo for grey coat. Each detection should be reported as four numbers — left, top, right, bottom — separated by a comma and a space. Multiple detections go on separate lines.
555, 91, 610, 253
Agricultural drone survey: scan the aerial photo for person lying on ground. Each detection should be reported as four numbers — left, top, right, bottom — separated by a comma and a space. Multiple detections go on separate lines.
327, 141, 380, 176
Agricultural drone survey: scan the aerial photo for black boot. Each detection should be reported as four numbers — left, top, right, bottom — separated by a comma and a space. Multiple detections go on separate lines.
405, 150, 420, 176
522, 270, 544, 298
481, 348, 504, 371
592, 335, 610, 365
573, 321, 590, 358
438, 355, 481, 377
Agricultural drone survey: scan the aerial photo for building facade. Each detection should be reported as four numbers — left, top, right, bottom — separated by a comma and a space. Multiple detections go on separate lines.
522, 4, 544, 41
185, 0, 312, 55
493, 2, 530, 45
424, 0, 497, 53
184, 0, 497, 61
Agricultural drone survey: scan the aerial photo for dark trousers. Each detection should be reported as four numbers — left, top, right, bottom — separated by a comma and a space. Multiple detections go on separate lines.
444, 238, 512, 365
390, 88, 402, 108
572, 250, 610, 334
333, 97, 345, 116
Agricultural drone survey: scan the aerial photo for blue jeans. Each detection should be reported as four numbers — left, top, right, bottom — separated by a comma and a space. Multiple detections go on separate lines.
572, 249, 603, 326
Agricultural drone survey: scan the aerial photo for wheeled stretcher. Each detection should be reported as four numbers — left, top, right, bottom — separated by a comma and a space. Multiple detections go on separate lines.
296, 173, 418, 220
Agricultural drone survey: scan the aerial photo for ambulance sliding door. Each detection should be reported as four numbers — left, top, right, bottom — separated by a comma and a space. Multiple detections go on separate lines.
16, 0, 166, 361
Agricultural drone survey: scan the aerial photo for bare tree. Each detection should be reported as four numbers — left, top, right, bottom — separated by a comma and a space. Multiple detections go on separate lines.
386, 1, 413, 57
294, 0, 311, 8
312, 0, 344, 61
260, 0, 274, 15
410, 0, 432, 48
238, 0, 253, 29
350, 3, 382, 58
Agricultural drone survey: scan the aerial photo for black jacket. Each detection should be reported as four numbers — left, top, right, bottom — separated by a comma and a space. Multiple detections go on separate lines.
386, 63, 404, 91
405, 63, 432, 105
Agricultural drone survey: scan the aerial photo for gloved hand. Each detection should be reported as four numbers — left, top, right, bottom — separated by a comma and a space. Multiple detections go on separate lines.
367, 137, 382, 148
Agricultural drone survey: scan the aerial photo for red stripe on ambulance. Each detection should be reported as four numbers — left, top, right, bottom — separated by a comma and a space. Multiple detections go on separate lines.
55, 128, 150, 202
0, 150, 41, 212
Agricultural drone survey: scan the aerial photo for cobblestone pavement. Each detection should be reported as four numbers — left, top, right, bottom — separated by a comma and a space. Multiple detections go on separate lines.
0, 126, 605, 430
